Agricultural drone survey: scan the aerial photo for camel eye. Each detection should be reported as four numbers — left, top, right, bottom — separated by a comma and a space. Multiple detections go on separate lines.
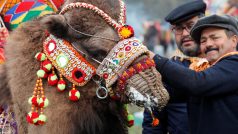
88, 50, 108, 62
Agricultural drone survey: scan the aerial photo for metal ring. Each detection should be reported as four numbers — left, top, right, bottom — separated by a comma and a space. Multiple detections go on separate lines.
96, 86, 108, 99
92, 75, 103, 84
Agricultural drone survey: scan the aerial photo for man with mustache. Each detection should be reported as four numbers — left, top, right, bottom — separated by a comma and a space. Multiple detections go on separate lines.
151, 14, 238, 134
143, 1, 206, 134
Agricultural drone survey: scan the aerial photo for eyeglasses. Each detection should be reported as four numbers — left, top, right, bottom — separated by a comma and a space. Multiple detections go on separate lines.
171, 23, 194, 35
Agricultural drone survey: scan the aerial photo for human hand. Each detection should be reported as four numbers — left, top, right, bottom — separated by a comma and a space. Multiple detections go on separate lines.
148, 50, 155, 59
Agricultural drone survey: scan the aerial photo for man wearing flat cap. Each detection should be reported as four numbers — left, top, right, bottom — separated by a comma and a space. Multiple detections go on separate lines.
143, 1, 206, 134
150, 14, 238, 134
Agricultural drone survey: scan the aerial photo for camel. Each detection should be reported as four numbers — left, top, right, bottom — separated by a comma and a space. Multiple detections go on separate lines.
0, 0, 169, 133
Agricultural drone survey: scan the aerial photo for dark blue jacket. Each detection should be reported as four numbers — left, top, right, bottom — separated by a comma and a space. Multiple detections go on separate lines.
153, 54, 238, 134
143, 57, 190, 134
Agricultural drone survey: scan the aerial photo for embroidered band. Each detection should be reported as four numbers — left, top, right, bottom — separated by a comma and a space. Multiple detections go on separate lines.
96, 37, 148, 87
43, 34, 96, 86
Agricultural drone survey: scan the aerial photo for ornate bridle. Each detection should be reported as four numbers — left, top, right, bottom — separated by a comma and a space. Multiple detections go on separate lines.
57, 1, 149, 94
26, 0, 152, 127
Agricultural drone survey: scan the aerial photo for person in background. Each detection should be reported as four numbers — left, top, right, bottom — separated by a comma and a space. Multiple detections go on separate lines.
143, 1, 206, 134
143, 23, 160, 53
151, 14, 238, 134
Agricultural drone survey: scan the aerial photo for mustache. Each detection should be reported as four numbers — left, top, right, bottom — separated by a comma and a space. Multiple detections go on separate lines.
181, 36, 193, 43
205, 47, 219, 54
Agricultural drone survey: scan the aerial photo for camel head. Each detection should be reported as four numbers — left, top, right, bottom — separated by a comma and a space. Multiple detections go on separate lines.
39, 0, 169, 116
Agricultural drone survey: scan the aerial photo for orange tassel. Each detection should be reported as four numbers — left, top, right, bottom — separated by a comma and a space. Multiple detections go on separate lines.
152, 117, 159, 127
150, 110, 159, 127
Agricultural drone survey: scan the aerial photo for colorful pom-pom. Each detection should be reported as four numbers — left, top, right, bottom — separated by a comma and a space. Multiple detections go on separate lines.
37, 114, 47, 125
118, 25, 134, 39
69, 89, 80, 101
48, 74, 58, 86
57, 79, 66, 92
38, 97, 49, 108
26, 112, 39, 124
35, 52, 46, 61
127, 114, 134, 127
37, 69, 48, 78
152, 118, 159, 127
42, 60, 52, 72
28, 96, 39, 107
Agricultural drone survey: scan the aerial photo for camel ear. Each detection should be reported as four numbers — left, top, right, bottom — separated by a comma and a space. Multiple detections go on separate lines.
40, 14, 69, 38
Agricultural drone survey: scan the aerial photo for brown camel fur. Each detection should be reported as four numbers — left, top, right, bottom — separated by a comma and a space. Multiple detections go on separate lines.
0, 0, 168, 133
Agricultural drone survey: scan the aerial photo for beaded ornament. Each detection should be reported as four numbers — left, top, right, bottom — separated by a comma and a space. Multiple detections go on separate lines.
43, 34, 96, 86
27, 33, 96, 125
97, 37, 149, 88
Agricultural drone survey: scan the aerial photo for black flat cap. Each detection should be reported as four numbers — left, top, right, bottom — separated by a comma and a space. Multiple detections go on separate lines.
165, 1, 206, 25
190, 14, 238, 44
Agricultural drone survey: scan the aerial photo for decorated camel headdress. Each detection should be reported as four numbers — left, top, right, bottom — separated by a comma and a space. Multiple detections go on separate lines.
26, 0, 169, 127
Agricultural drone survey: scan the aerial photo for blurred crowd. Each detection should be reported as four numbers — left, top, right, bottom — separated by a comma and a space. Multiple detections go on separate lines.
205, 0, 238, 16
142, 21, 175, 57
